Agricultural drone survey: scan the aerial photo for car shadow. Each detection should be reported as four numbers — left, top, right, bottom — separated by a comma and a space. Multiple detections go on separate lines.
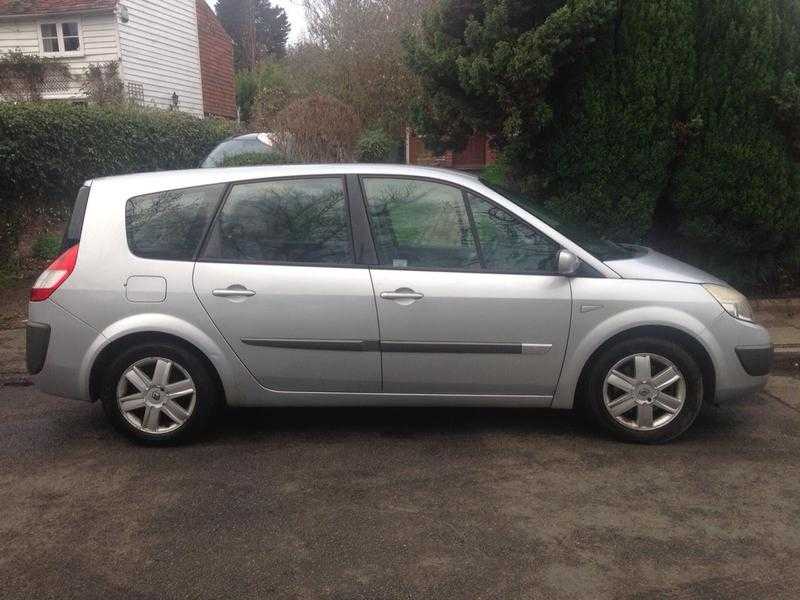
70, 393, 763, 448
205, 392, 766, 446
207, 405, 606, 444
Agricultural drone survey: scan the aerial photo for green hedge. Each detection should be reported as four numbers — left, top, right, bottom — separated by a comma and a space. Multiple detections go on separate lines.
221, 151, 287, 167
408, 0, 800, 293
0, 102, 234, 263
357, 128, 400, 163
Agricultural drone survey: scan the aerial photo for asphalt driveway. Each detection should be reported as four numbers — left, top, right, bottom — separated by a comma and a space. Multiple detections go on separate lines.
1, 378, 799, 599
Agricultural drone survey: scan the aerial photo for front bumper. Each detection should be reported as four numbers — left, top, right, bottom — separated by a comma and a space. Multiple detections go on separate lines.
709, 313, 771, 401
735, 345, 773, 376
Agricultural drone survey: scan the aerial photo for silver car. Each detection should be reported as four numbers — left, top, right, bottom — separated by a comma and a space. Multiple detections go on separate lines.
27, 165, 772, 444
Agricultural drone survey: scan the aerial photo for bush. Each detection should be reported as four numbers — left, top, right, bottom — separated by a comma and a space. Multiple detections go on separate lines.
480, 156, 511, 187
0, 51, 71, 101
31, 232, 61, 261
0, 102, 233, 264
271, 95, 361, 163
221, 151, 287, 167
236, 60, 289, 123
408, 0, 800, 292
356, 128, 399, 163
81, 61, 125, 105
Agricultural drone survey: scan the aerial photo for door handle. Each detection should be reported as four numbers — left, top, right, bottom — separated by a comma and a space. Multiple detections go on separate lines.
380, 288, 424, 301
212, 286, 256, 298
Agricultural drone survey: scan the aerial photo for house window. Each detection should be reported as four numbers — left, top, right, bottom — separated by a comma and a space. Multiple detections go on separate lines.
39, 21, 81, 55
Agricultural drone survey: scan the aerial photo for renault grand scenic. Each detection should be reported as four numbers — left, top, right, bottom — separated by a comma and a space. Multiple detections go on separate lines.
27, 165, 772, 444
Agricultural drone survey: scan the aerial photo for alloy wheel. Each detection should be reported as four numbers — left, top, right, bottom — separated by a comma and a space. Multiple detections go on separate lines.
602, 352, 686, 431
116, 357, 196, 434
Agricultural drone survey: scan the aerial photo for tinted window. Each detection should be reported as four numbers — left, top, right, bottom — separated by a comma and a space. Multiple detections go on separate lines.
468, 193, 559, 272
62, 185, 90, 250
479, 179, 634, 261
362, 178, 480, 270
126, 184, 224, 260
201, 137, 273, 168
202, 177, 353, 264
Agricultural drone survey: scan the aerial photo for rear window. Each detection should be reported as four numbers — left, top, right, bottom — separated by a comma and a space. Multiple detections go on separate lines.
62, 185, 90, 250
125, 184, 225, 260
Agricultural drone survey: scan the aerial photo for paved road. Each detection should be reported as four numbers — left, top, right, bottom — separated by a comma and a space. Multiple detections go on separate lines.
1, 380, 799, 600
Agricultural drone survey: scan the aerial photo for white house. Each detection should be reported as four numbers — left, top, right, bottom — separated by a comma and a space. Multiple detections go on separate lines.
0, 0, 236, 118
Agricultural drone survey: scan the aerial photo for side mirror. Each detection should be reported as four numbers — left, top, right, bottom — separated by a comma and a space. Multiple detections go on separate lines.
557, 249, 581, 276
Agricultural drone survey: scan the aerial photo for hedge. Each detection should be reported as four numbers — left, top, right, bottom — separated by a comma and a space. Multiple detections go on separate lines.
408, 0, 800, 293
0, 102, 234, 263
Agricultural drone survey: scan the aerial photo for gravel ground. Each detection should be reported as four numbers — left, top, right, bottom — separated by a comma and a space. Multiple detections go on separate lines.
1, 378, 798, 600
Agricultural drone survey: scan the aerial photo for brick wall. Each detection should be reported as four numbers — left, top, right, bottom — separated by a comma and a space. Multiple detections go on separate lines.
406, 130, 495, 171
195, 0, 236, 119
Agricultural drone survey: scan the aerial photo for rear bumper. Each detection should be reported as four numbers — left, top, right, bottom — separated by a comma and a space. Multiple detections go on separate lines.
26, 321, 51, 374
27, 299, 102, 401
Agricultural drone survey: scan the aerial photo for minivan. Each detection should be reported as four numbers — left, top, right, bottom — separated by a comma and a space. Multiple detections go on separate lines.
27, 165, 772, 444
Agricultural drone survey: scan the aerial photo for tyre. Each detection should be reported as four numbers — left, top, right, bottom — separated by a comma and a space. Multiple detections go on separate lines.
584, 337, 703, 443
100, 341, 221, 445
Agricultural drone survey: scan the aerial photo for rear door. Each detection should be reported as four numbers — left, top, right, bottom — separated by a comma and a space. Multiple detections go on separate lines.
360, 176, 572, 398
193, 176, 380, 392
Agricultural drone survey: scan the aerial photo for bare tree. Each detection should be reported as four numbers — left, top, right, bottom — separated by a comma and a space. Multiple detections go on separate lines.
270, 94, 362, 163
295, 0, 434, 137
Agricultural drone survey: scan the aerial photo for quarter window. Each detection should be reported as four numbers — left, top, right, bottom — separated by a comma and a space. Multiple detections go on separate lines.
202, 177, 353, 264
39, 21, 81, 54
126, 184, 224, 260
362, 178, 480, 270
467, 193, 559, 272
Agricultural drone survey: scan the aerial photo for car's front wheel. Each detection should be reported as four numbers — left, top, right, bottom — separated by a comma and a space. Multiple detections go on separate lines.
100, 342, 220, 445
585, 337, 703, 443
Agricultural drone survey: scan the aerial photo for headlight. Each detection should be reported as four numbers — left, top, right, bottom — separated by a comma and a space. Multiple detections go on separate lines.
703, 284, 754, 322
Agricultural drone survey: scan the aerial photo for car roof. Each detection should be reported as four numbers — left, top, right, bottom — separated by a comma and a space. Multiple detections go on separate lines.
88, 164, 481, 198
230, 132, 267, 141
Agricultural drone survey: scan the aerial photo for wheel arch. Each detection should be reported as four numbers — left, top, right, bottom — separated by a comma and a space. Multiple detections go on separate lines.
89, 331, 226, 404
573, 325, 716, 410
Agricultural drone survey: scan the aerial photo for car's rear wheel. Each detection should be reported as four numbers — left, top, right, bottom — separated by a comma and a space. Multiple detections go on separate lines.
585, 337, 703, 443
100, 342, 220, 445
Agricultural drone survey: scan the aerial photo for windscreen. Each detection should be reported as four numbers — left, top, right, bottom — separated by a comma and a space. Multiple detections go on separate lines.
479, 179, 636, 261
201, 138, 272, 168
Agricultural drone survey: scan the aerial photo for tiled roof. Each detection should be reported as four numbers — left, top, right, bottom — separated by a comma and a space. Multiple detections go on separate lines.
0, 0, 116, 17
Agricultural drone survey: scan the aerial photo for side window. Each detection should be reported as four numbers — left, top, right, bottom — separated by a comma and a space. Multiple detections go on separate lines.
202, 177, 353, 264
467, 193, 559, 273
362, 178, 480, 270
126, 184, 224, 260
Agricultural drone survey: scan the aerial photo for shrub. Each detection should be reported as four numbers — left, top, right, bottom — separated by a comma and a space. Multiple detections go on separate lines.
0, 102, 233, 264
408, 0, 800, 292
271, 95, 361, 163
82, 61, 125, 105
356, 128, 398, 163
236, 60, 289, 123
221, 151, 287, 167
31, 232, 62, 261
480, 156, 510, 187
250, 85, 295, 131
0, 51, 71, 101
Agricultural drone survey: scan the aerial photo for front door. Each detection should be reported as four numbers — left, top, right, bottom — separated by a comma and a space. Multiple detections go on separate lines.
361, 177, 572, 397
193, 176, 380, 393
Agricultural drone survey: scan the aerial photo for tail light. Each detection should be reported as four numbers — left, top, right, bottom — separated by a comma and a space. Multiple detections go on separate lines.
30, 244, 79, 302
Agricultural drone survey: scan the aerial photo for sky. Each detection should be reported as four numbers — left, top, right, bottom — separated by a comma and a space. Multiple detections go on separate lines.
204, 0, 308, 44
